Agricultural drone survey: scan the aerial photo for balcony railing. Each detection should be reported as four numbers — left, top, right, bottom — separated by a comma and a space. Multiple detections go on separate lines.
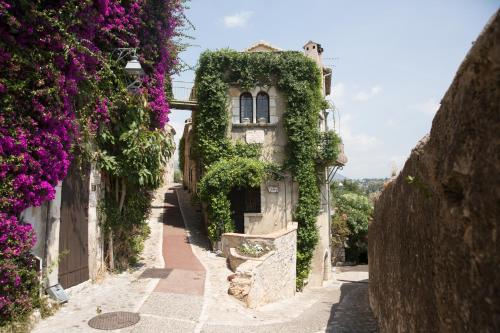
170, 81, 197, 111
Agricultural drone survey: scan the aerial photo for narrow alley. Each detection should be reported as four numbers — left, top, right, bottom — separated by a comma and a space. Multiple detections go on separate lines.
31, 185, 378, 333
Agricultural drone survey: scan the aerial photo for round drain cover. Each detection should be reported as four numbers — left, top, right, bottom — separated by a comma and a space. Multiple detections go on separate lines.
88, 311, 140, 330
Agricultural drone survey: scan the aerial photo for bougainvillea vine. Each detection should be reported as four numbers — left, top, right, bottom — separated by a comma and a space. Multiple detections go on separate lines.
0, 0, 185, 324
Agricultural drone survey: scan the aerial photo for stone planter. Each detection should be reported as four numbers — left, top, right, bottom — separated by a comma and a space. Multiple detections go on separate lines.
228, 247, 273, 272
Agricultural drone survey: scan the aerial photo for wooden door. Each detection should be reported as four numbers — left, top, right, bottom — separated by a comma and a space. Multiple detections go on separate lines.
58, 162, 90, 289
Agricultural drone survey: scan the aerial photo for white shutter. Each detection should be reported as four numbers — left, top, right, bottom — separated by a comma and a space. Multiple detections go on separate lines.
269, 97, 278, 123
231, 97, 239, 123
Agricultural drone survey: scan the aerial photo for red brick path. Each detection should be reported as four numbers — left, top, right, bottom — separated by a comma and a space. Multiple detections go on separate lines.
154, 188, 205, 296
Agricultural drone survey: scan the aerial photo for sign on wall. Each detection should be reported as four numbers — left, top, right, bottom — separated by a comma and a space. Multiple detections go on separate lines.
246, 129, 265, 144
267, 185, 279, 193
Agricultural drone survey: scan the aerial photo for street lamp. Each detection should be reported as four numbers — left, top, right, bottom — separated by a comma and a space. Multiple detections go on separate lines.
114, 48, 144, 92
124, 55, 144, 77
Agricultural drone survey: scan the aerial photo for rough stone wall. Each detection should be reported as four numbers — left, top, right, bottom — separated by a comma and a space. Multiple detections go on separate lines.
21, 183, 62, 286
245, 224, 297, 308
224, 223, 297, 308
88, 163, 105, 281
368, 11, 500, 333
21, 203, 49, 261
308, 211, 331, 287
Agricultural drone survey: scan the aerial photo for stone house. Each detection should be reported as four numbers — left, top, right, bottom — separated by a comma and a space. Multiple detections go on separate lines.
182, 40, 345, 294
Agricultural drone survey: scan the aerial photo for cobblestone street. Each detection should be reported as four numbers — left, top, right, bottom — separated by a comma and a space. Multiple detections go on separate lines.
31, 185, 379, 333
326, 282, 378, 333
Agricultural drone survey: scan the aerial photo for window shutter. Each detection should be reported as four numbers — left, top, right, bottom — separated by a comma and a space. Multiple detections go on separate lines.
231, 97, 239, 123
269, 97, 278, 123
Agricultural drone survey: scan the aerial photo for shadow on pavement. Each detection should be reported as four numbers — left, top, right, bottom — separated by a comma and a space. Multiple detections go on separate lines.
326, 279, 379, 333
138, 268, 173, 279
173, 186, 212, 252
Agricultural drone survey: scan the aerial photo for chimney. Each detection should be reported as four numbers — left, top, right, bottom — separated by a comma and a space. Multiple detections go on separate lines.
303, 40, 324, 67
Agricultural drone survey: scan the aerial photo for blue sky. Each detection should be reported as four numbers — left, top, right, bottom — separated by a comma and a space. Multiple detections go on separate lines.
169, 0, 499, 179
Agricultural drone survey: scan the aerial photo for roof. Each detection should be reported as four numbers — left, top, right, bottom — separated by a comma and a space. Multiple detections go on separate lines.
244, 40, 282, 52
303, 40, 320, 48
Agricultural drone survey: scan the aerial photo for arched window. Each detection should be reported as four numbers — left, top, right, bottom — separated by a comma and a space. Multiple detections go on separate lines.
240, 92, 253, 123
256, 92, 269, 123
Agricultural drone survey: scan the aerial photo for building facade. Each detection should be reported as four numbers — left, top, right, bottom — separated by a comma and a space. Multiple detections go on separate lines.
182, 40, 343, 288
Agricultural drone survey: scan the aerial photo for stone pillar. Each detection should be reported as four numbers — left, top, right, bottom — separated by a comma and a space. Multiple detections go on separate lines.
88, 163, 104, 281
45, 181, 62, 287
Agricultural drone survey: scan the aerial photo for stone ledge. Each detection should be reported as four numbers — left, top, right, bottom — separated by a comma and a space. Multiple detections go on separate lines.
222, 222, 297, 258
223, 223, 297, 308
228, 247, 275, 272
232, 122, 277, 128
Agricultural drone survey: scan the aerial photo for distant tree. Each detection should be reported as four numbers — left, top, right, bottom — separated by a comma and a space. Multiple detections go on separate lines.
331, 213, 350, 264
174, 170, 183, 183
336, 193, 372, 237
341, 179, 364, 195
331, 182, 374, 263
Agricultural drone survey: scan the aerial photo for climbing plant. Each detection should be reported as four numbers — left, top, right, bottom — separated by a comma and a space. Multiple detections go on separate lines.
317, 130, 341, 166
0, 0, 187, 324
96, 95, 174, 269
198, 156, 268, 241
193, 49, 337, 289
178, 132, 186, 175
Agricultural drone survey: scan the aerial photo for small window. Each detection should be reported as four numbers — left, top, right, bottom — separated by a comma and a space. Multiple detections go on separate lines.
245, 187, 261, 213
256, 92, 269, 123
240, 92, 253, 123
313, 45, 316, 49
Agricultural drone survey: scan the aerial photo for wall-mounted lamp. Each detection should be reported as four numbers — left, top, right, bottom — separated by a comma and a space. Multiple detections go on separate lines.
124, 55, 144, 77
114, 48, 144, 93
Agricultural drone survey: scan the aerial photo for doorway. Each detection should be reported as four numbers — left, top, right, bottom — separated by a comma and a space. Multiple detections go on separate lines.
58, 162, 90, 289
229, 187, 261, 233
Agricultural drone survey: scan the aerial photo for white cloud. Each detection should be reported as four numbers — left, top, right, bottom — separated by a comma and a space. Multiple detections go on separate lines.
331, 82, 345, 100
385, 118, 395, 127
353, 85, 382, 101
223, 11, 253, 28
413, 98, 440, 115
327, 82, 346, 109
339, 113, 381, 152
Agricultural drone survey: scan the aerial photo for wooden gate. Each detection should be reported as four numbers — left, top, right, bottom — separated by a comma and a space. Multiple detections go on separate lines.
58, 162, 90, 289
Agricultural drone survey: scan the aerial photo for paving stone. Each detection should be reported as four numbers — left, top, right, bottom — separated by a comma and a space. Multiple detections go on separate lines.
129, 315, 196, 333
139, 291, 203, 322
326, 283, 379, 333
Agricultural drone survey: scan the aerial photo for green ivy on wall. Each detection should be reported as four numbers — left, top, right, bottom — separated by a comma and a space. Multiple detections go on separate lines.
198, 157, 268, 241
193, 49, 338, 289
179, 132, 186, 175
317, 130, 341, 166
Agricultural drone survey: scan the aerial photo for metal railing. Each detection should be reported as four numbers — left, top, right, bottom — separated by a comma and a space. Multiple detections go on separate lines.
171, 81, 196, 101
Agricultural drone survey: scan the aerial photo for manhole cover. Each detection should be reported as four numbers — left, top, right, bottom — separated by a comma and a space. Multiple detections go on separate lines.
88, 311, 140, 330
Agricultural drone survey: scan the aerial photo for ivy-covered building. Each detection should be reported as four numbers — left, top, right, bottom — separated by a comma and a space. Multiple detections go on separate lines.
182, 40, 345, 299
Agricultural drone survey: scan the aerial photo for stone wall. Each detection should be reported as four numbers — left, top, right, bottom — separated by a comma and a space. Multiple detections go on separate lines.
308, 211, 331, 287
87, 163, 105, 281
224, 223, 297, 308
368, 11, 500, 333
